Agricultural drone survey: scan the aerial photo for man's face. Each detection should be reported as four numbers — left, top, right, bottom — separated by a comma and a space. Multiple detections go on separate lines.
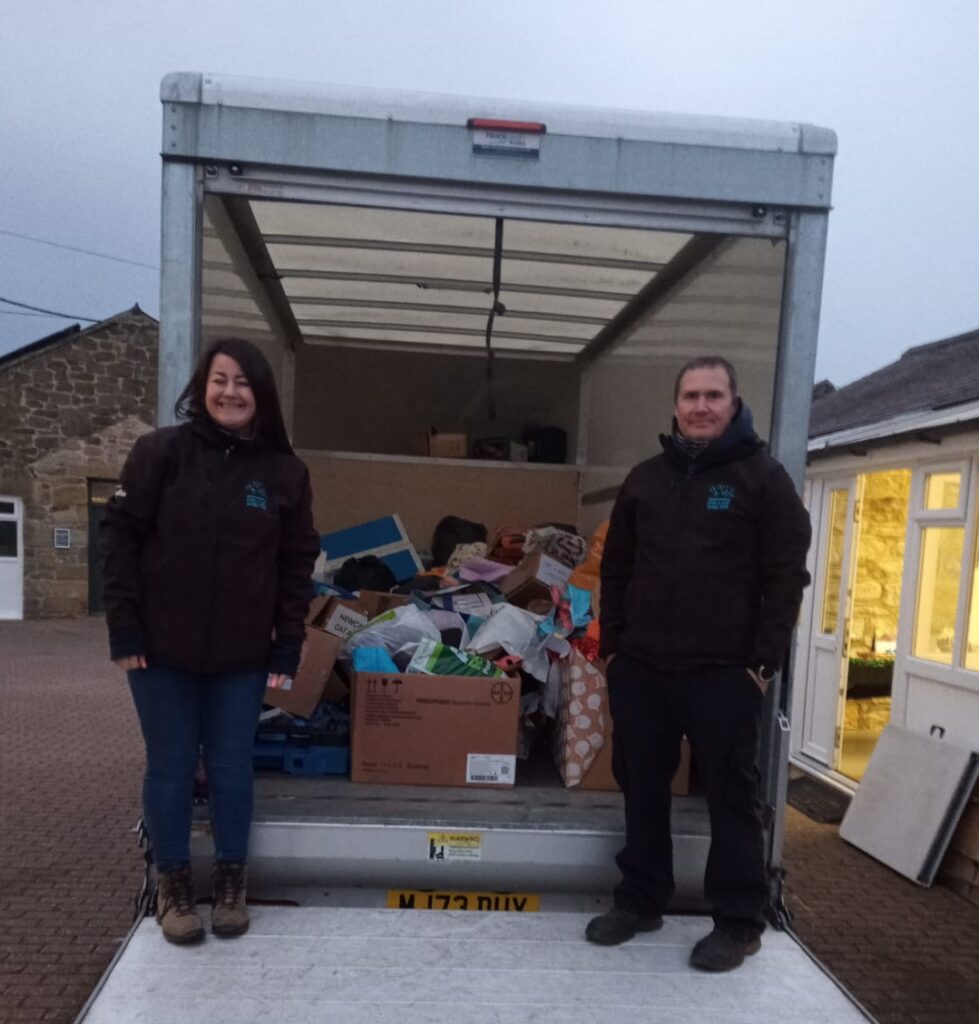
674, 366, 737, 441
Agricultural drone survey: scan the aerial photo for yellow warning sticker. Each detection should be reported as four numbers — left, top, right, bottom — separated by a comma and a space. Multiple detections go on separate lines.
387, 890, 540, 912
427, 831, 482, 862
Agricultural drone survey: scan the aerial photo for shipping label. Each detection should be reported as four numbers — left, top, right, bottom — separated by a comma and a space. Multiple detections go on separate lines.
466, 754, 516, 786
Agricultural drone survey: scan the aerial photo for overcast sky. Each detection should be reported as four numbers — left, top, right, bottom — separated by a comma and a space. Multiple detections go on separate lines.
2, 0, 977, 386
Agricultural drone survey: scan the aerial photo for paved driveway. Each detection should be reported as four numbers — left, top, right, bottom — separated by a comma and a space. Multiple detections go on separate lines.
1, 618, 977, 1024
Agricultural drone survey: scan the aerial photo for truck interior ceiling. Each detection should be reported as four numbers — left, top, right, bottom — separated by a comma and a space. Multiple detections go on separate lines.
201, 194, 785, 547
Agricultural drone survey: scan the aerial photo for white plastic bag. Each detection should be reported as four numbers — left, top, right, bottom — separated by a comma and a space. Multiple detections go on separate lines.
345, 603, 441, 655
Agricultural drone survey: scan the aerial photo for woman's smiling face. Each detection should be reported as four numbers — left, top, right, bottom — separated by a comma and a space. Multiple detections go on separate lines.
204, 352, 256, 433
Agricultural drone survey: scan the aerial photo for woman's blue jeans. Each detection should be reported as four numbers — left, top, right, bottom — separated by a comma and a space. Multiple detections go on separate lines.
128, 666, 267, 870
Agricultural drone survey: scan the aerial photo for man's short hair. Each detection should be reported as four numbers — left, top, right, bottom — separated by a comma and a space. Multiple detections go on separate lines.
673, 356, 739, 400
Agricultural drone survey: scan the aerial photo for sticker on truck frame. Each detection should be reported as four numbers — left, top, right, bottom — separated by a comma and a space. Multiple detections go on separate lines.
387, 889, 540, 912
428, 831, 482, 862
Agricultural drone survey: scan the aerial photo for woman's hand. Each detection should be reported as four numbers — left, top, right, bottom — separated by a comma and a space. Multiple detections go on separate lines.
113, 655, 147, 671
267, 673, 290, 690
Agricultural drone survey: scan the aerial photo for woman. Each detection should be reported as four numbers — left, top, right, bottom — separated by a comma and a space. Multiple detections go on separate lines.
102, 337, 319, 945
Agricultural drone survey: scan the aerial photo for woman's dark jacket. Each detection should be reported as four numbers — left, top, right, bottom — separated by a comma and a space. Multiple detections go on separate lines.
101, 418, 320, 676
599, 404, 811, 673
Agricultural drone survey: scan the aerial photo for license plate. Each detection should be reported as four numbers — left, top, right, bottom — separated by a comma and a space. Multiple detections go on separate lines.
387, 889, 540, 912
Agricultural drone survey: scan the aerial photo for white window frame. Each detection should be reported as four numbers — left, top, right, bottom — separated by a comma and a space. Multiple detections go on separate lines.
898, 455, 979, 697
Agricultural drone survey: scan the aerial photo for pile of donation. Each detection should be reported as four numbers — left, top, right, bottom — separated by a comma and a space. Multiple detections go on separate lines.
258, 515, 687, 792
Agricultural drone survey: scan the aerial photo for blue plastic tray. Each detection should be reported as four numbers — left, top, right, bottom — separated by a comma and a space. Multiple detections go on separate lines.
253, 738, 349, 776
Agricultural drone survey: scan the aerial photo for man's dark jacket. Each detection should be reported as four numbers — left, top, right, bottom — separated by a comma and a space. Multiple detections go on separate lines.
101, 419, 319, 676
599, 403, 811, 672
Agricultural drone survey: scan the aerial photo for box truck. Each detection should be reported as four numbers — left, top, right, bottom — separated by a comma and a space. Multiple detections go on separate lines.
76, 72, 875, 1023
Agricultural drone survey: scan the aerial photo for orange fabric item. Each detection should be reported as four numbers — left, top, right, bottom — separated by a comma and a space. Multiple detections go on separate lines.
568, 520, 609, 591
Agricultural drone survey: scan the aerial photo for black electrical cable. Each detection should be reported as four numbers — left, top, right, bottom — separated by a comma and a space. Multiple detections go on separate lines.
484, 218, 506, 421
0, 229, 159, 271
0, 296, 99, 322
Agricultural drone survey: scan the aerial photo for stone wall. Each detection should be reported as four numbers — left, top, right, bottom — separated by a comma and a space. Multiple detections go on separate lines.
0, 309, 158, 617
849, 468, 912, 654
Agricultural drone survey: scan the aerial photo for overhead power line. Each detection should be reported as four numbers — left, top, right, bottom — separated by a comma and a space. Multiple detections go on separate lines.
0, 296, 99, 323
0, 228, 159, 271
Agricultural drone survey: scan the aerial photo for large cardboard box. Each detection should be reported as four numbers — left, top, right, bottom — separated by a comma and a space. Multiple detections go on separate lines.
351, 671, 520, 787
264, 596, 368, 717
416, 430, 467, 459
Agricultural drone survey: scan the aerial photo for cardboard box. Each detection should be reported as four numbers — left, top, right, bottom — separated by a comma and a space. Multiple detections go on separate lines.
358, 590, 412, 620
416, 430, 467, 459
317, 514, 423, 586
350, 671, 520, 787
501, 551, 573, 608
263, 597, 368, 717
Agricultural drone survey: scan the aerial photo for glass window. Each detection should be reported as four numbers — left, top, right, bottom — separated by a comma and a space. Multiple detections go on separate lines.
0, 500, 14, 515
923, 471, 961, 511
820, 488, 849, 634
913, 527, 964, 664
0, 521, 16, 558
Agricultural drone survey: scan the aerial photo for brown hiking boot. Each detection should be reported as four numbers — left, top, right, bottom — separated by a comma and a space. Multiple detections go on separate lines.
155, 866, 205, 945
211, 861, 249, 937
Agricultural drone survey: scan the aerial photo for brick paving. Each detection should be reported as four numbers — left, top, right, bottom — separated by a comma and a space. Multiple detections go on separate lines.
0, 620, 143, 1024
1, 617, 978, 1024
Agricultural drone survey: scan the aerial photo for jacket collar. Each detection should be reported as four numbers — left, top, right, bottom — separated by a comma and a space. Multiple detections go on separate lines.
190, 416, 261, 454
660, 399, 763, 472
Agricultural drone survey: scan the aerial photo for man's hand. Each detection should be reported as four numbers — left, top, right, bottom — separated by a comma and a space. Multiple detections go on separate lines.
746, 666, 775, 695
113, 655, 147, 671
267, 673, 290, 690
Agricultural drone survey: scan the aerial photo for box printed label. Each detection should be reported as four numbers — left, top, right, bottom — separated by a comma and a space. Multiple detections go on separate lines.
321, 604, 368, 638
535, 553, 573, 588
466, 754, 516, 786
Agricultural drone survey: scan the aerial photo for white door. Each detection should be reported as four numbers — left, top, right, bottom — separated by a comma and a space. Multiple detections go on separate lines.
801, 478, 856, 766
0, 497, 24, 620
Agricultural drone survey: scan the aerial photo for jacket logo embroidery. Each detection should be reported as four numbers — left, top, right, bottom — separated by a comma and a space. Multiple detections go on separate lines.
706, 484, 734, 511
245, 480, 269, 511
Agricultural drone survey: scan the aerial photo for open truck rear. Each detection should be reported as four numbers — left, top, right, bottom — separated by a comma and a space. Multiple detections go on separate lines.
75, 73, 875, 1023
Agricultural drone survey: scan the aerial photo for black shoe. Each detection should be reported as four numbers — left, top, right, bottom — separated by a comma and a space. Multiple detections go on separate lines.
585, 907, 663, 945
689, 927, 761, 972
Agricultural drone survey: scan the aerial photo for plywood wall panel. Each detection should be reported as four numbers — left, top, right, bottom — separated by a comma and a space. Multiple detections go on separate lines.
303, 453, 580, 556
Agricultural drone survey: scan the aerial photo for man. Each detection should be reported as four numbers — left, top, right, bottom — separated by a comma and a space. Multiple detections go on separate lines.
585, 356, 811, 972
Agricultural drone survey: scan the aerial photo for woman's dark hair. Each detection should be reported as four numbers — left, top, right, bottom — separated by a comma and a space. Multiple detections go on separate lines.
175, 337, 293, 452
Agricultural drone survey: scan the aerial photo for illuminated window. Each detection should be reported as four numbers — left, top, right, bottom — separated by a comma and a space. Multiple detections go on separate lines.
965, 521, 979, 673
820, 488, 849, 634
923, 471, 961, 511
913, 527, 964, 664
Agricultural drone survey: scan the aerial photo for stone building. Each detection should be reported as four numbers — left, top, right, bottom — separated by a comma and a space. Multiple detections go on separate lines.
0, 307, 158, 618
793, 327, 979, 789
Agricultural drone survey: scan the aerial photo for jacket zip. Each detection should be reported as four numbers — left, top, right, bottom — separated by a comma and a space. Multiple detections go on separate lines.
200, 443, 233, 670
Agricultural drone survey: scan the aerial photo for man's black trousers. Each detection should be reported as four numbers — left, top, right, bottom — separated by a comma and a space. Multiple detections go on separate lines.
607, 654, 767, 937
